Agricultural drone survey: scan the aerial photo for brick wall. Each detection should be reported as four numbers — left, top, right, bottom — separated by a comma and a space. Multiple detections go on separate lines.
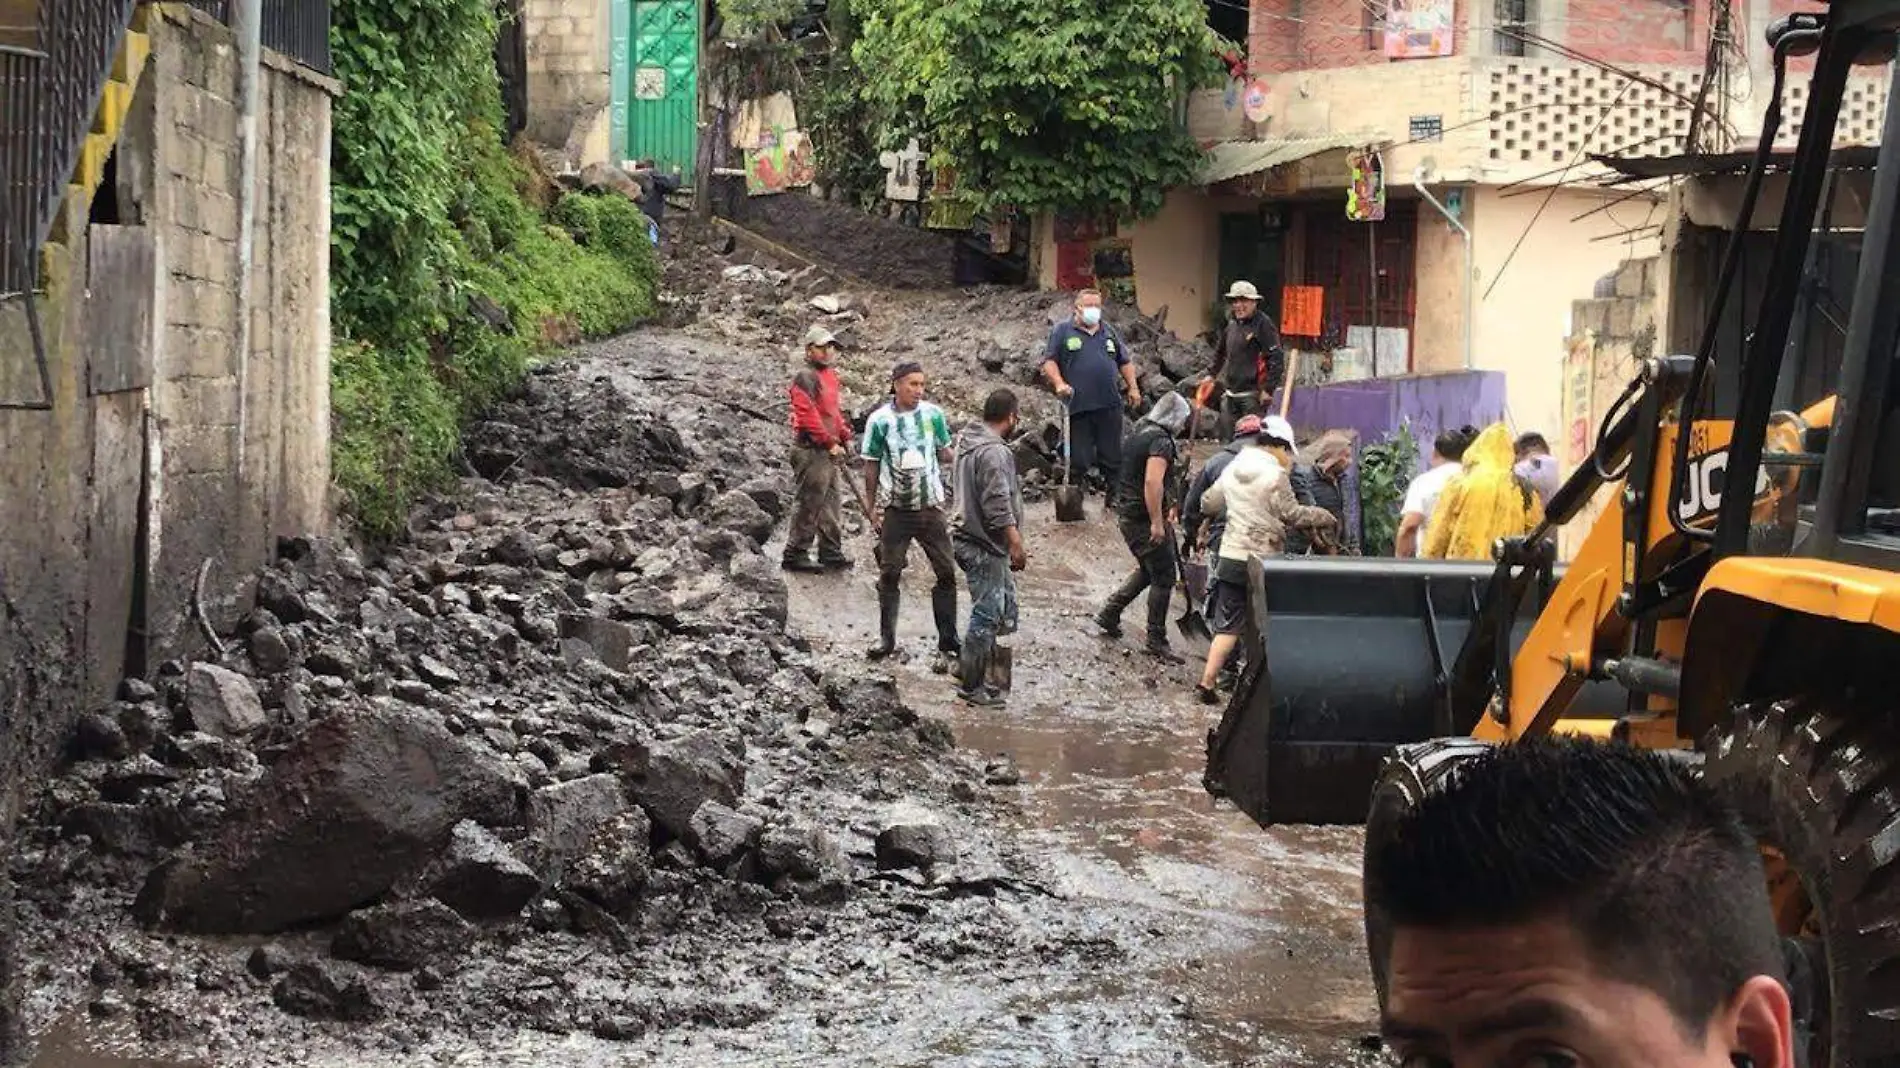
524, 0, 611, 163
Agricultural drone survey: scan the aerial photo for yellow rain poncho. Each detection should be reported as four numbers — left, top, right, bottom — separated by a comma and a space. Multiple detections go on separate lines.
1423, 423, 1542, 560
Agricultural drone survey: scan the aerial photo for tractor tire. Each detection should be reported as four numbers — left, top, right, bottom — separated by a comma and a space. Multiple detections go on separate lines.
1701, 699, 1900, 1068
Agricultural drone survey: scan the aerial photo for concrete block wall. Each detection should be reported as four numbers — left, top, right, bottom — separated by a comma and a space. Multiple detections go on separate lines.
524, 0, 611, 162
133, 6, 334, 662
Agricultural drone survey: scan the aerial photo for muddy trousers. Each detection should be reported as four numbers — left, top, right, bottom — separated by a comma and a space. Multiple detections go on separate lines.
876, 506, 960, 653
1103, 518, 1177, 641
953, 537, 1017, 692
1066, 407, 1125, 497
785, 445, 846, 562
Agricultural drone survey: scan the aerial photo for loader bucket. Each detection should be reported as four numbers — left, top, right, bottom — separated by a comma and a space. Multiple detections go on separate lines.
1204, 556, 1621, 827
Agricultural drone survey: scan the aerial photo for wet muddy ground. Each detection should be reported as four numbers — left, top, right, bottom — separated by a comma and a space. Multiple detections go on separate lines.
16, 217, 1379, 1067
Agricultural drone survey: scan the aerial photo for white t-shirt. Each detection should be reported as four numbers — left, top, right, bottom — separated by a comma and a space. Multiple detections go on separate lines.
1402, 461, 1462, 522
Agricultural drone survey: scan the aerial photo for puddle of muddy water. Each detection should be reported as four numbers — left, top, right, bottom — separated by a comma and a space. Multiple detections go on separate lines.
783, 496, 1382, 1066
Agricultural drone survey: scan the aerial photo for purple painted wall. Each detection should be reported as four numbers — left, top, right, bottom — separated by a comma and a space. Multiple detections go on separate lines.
1287, 370, 1509, 475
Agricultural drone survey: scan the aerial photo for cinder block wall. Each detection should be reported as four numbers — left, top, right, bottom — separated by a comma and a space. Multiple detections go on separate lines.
0, 12, 333, 1052
129, 6, 334, 663
524, 0, 611, 162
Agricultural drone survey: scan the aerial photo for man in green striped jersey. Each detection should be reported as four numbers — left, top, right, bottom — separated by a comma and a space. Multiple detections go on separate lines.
861, 361, 960, 665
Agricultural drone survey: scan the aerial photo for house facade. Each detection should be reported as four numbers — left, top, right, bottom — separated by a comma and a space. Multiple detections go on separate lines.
1035, 0, 1889, 444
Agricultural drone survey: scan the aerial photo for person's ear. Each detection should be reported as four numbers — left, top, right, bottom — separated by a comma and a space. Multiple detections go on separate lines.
1717, 975, 1794, 1068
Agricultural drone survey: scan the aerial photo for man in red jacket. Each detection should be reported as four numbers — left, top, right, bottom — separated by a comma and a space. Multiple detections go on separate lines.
785, 325, 855, 572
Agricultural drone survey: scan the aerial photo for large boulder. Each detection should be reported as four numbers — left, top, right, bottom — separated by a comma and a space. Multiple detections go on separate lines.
185, 664, 267, 739
522, 774, 632, 885
272, 961, 384, 1022
331, 900, 472, 971
686, 800, 763, 868
614, 731, 745, 840
422, 821, 540, 920
705, 490, 775, 547
135, 704, 520, 934
874, 808, 958, 872
564, 810, 653, 914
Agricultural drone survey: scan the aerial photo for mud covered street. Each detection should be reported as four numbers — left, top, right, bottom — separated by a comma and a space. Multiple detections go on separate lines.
12, 218, 1376, 1067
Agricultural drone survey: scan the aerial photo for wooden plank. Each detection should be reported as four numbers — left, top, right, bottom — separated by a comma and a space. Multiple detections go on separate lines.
86, 392, 146, 703
85, 224, 157, 394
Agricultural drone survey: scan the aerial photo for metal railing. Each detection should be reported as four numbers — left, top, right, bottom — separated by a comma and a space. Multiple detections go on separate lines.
0, 45, 46, 297
166, 0, 330, 74
263, 0, 329, 76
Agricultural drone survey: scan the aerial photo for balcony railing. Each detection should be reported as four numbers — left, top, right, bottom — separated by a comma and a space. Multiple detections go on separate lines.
0, 44, 45, 297
170, 0, 329, 75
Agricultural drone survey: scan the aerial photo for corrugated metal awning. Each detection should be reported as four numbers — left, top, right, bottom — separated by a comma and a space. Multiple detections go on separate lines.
1195, 134, 1380, 185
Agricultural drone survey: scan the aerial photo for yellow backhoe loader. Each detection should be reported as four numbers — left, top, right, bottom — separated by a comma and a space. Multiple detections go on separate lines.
1204, 5, 1900, 1064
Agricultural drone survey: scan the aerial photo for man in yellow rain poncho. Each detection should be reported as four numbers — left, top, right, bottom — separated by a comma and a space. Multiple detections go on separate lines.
1423, 423, 1543, 560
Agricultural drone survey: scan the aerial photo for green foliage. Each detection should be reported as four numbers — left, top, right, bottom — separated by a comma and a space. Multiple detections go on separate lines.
850, 0, 1227, 219
719, 0, 806, 38
1357, 421, 1421, 557
329, 0, 657, 539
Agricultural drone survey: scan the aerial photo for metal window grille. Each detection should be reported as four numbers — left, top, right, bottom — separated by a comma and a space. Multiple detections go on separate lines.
1495, 0, 1531, 57
150, 0, 330, 74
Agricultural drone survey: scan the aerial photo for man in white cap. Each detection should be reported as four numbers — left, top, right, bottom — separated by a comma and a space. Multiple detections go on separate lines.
1193, 414, 1337, 703
783, 324, 854, 573
1205, 280, 1287, 440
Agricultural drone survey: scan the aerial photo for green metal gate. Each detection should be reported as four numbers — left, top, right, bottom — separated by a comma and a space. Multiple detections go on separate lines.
611, 0, 698, 180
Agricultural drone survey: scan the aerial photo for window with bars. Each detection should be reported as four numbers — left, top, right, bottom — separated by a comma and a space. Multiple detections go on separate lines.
1495, 0, 1532, 57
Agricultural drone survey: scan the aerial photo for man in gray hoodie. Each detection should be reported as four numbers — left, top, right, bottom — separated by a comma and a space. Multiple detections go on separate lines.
951, 389, 1028, 706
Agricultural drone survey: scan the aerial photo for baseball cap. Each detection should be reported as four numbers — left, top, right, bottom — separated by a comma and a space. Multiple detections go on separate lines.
1260, 415, 1296, 447
803, 324, 838, 348
1233, 414, 1263, 439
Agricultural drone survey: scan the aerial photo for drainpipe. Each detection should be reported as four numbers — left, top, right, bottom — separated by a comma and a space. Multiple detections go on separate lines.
233, 0, 262, 477
1414, 166, 1474, 371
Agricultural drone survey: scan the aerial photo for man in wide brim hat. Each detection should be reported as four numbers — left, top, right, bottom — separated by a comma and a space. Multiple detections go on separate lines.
1205, 279, 1288, 441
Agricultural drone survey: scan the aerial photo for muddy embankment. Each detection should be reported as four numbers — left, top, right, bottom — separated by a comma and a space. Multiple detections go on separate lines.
14, 213, 1379, 1067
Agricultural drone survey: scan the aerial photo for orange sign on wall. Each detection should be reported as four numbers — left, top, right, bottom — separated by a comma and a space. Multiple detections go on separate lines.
1281, 285, 1324, 338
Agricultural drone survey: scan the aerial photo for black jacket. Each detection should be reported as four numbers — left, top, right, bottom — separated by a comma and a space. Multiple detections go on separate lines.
1212, 312, 1287, 397
1287, 463, 1354, 554
1182, 441, 1246, 552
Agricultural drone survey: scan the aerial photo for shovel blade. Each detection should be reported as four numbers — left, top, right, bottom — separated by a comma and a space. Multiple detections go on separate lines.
987, 644, 1013, 693
1054, 486, 1086, 523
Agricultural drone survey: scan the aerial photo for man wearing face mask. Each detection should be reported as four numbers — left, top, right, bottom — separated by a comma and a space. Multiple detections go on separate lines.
1366, 737, 1796, 1068
1041, 289, 1143, 501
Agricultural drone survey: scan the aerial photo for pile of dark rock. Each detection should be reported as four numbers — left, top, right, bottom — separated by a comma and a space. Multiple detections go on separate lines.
11, 365, 1022, 1053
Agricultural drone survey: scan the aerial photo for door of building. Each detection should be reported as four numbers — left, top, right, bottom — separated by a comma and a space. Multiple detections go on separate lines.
625, 0, 698, 179
1217, 211, 1285, 330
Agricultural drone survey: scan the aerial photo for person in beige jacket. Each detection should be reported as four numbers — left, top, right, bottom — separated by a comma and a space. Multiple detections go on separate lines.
1194, 416, 1337, 704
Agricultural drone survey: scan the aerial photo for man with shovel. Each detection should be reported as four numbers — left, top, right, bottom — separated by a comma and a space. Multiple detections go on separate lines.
1042, 289, 1143, 504
951, 389, 1028, 707
783, 324, 854, 573
1093, 392, 1194, 664
1205, 281, 1287, 441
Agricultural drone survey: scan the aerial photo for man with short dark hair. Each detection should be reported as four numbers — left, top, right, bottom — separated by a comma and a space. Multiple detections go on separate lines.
861, 362, 959, 665
1041, 289, 1143, 498
1094, 392, 1193, 663
1396, 425, 1475, 558
1515, 430, 1561, 514
1365, 737, 1795, 1068
951, 389, 1027, 706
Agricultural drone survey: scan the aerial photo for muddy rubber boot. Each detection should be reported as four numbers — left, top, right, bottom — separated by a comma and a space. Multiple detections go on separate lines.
930, 584, 960, 661
817, 552, 854, 571
1144, 635, 1186, 665
781, 553, 823, 573
956, 638, 1004, 706
1095, 572, 1145, 639
865, 590, 899, 660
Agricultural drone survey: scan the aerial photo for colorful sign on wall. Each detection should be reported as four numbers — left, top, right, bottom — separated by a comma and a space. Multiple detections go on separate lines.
744, 127, 815, 196
1384, 0, 1455, 59
1346, 148, 1386, 222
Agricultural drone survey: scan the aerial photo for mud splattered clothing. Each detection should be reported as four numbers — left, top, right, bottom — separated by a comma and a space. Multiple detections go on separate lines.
785, 363, 852, 564
862, 401, 952, 511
